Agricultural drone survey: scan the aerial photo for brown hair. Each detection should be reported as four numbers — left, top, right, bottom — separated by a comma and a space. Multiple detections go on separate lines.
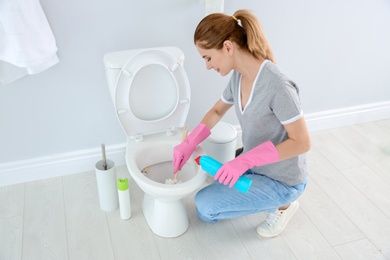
194, 10, 275, 63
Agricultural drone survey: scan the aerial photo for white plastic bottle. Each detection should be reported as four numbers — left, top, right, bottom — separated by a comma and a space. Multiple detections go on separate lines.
117, 178, 131, 220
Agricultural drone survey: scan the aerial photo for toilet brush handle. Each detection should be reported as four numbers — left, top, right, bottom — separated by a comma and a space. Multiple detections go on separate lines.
181, 124, 189, 142
101, 144, 107, 170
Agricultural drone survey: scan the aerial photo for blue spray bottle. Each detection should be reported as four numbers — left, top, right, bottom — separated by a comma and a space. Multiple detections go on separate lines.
195, 155, 252, 193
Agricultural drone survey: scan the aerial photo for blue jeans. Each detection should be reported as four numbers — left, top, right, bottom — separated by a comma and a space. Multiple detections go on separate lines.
195, 170, 308, 222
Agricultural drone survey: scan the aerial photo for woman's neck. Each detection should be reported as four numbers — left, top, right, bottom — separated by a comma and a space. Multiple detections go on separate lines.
234, 51, 265, 81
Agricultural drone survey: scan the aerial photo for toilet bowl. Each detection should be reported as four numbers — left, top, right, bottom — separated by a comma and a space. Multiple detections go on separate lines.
104, 47, 207, 238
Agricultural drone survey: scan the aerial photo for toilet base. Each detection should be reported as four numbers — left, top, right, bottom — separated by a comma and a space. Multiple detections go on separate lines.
142, 193, 189, 238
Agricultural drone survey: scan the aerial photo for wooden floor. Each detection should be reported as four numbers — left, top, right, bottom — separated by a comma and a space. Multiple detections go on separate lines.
1, 119, 390, 260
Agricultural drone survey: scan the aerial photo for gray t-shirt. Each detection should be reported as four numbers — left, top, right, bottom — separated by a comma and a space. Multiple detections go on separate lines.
221, 60, 307, 186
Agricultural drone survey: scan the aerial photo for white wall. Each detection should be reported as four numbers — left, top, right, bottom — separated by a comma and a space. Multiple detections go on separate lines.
1, 0, 390, 165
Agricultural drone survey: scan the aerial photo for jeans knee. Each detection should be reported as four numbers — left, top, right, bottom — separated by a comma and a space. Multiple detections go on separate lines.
195, 190, 217, 222
196, 207, 216, 222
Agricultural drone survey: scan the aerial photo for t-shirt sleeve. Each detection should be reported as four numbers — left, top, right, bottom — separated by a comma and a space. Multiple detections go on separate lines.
270, 80, 303, 125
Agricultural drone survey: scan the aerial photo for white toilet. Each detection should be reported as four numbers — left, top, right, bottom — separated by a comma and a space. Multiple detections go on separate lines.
104, 47, 207, 238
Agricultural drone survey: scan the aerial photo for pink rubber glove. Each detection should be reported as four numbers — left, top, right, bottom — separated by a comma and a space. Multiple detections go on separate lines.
215, 141, 280, 188
173, 124, 211, 173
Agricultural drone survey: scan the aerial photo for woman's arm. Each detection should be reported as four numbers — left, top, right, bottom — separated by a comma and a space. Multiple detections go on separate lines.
275, 117, 311, 161
213, 115, 310, 187
200, 99, 233, 129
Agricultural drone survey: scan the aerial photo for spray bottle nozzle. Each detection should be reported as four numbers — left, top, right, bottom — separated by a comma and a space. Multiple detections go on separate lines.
195, 156, 201, 165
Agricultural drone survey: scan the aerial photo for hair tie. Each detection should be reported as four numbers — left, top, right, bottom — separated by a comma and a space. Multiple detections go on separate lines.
232, 15, 238, 21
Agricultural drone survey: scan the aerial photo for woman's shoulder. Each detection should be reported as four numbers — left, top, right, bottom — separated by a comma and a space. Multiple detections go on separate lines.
262, 62, 295, 86
257, 62, 298, 95
262, 61, 288, 80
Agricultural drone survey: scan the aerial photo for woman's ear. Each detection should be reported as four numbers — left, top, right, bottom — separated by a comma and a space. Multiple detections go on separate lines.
223, 40, 234, 55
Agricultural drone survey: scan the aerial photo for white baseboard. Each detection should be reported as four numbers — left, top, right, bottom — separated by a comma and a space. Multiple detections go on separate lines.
0, 144, 126, 187
1, 101, 389, 187
305, 101, 390, 132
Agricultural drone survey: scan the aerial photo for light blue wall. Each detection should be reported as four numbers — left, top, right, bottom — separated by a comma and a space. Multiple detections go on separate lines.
1, 0, 389, 163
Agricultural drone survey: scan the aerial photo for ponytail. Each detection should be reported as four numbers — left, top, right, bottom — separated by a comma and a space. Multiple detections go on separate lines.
233, 10, 275, 62
194, 9, 275, 63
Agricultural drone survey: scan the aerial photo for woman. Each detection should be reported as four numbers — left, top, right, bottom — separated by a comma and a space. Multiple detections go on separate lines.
173, 10, 311, 238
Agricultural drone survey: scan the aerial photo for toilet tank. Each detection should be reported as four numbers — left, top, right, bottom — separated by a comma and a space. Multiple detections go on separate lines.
202, 122, 238, 163
103, 47, 185, 104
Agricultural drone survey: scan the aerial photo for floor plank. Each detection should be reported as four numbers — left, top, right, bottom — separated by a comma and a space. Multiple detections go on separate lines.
23, 178, 68, 259
281, 210, 341, 260
299, 175, 365, 246
310, 131, 364, 171
0, 183, 24, 219
0, 216, 23, 260
329, 126, 390, 184
341, 165, 390, 219
308, 147, 390, 257
63, 172, 114, 260
334, 239, 387, 260
0, 183, 24, 260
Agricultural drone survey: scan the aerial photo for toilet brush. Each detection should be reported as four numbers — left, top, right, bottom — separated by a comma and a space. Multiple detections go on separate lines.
95, 143, 119, 211
101, 144, 107, 170
166, 125, 189, 184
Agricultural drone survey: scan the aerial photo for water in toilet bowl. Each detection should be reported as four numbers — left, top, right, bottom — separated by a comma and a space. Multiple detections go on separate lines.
141, 160, 197, 184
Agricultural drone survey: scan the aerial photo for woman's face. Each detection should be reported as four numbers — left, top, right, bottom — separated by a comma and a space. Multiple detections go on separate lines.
196, 43, 233, 76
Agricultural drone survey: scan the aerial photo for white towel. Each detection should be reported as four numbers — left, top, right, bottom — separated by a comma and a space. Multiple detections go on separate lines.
0, 0, 59, 85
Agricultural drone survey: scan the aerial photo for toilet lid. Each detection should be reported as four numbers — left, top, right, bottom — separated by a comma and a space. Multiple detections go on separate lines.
114, 49, 190, 139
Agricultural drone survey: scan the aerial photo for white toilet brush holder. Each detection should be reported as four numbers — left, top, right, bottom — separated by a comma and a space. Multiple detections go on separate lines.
95, 145, 118, 212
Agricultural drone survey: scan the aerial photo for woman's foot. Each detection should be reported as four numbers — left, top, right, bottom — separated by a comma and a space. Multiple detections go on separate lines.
256, 201, 299, 237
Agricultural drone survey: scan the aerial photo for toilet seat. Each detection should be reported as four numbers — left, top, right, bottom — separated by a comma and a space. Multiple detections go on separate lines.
114, 49, 190, 140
